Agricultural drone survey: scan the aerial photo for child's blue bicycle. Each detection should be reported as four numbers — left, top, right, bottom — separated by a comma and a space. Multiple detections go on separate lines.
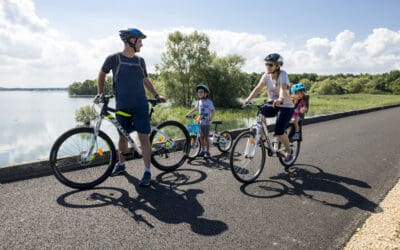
185, 115, 233, 159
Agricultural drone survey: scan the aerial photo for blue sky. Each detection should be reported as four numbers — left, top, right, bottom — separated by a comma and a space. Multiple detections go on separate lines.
34, 0, 399, 42
1, 0, 399, 87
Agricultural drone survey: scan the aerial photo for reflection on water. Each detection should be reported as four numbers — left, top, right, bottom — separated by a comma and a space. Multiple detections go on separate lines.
0, 91, 119, 166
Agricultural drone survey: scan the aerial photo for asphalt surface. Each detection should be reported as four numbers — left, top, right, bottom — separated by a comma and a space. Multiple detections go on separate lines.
1, 107, 400, 249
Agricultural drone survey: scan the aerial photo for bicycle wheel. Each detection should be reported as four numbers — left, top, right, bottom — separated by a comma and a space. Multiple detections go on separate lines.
278, 124, 301, 167
229, 130, 266, 183
188, 134, 201, 159
217, 130, 233, 153
49, 127, 116, 190
150, 120, 190, 172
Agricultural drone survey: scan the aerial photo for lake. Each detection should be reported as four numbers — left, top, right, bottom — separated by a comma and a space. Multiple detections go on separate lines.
0, 91, 120, 166
0, 91, 274, 167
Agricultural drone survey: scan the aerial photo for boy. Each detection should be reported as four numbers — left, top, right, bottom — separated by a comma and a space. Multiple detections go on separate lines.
186, 84, 215, 158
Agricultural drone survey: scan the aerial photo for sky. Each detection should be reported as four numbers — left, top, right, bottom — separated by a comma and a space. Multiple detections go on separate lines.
1, 0, 399, 87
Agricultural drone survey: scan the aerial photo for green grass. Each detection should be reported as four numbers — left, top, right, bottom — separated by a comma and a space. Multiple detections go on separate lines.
307, 94, 400, 116
151, 94, 400, 130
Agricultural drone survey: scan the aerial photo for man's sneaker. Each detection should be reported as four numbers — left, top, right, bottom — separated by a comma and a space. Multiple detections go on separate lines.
110, 162, 126, 176
139, 172, 151, 187
204, 151, 211, 159
291, 132, 301, 141
199, 151, 205, 157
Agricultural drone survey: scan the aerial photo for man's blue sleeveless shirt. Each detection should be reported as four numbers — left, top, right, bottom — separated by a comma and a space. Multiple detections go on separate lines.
101, 53, 148, 110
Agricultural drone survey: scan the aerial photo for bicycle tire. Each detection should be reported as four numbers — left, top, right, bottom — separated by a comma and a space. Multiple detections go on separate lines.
49, 127, 116, 190
278, 123, 301, 167
217, 130, 233, 153
229, 130, 266, 183
150, 120, 190, 171
188, 134, 201, 159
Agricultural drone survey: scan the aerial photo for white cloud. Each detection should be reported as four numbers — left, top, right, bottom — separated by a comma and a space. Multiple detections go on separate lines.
0, 0, 399, 88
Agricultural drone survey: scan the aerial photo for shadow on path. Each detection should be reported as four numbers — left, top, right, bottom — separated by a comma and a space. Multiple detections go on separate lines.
187, 152, 231, 171
57, 168, 228, 236
241, 163, 381, 213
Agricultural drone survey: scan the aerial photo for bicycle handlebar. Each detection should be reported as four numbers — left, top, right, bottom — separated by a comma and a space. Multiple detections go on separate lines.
243, 100, 276, 109
93, 94, 162, 107
185, 114, 197, 119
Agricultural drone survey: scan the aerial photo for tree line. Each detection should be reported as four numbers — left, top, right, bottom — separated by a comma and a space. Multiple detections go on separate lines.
69, 31, 400, 106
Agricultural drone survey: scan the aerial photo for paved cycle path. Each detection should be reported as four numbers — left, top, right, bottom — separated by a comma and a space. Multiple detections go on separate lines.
1, 107, 400, 249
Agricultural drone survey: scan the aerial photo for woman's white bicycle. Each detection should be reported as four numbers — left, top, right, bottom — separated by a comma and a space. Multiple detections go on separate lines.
229, 102, 301, 183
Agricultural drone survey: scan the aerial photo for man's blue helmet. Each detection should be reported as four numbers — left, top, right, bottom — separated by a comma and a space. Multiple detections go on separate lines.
119, 28, 146, 42
291, 83, 307, 94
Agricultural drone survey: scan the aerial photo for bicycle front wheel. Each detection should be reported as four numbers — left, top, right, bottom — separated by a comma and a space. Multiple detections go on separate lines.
229, 131, 266, 183
188, 134, 201, 159
217, 130, 233, 153
49, 127, 116, 190
150, 120, 190, 172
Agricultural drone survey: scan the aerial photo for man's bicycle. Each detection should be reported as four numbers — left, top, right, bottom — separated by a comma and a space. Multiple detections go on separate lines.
185, 115, 232, 159
49, 95, 190, 190
229, 102, 301, 183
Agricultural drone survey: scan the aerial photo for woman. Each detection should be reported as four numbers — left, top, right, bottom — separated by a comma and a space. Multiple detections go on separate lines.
244, 53, 294, 161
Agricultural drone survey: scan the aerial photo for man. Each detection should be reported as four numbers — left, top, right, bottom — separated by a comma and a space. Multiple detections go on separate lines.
97, 28, 166, 186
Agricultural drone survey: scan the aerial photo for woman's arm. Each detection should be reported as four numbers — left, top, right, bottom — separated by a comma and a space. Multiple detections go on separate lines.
245, 77, 265, 103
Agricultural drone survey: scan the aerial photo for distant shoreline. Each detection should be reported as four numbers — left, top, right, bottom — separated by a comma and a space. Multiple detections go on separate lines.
0, 87, 67, 91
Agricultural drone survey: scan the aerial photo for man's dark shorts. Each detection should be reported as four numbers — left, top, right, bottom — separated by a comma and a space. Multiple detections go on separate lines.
116, 106, 151, 135
261, 104, 294, 136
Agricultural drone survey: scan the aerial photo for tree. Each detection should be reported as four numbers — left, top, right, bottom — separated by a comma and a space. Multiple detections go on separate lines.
203, 54, 247, 107
157, 31, 212, 106
68, 77, 113, 96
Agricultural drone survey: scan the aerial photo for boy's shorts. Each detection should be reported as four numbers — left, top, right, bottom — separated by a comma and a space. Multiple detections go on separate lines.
200, 124, 210, 138
116, 106, 151, 135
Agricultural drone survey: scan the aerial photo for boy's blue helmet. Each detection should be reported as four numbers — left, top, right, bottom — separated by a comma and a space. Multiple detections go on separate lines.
291, 83, 307, 94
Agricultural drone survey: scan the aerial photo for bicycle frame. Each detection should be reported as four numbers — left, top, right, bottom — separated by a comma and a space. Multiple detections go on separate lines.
85, 96, 175, 160
244, 103, 286, 158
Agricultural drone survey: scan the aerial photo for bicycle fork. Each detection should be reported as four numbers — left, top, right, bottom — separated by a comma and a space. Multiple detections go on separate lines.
81, 117, 103, 162
244, 123, 263, 158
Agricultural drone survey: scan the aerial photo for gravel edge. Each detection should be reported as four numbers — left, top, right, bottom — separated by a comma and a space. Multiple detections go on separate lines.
344, 177, 400, 249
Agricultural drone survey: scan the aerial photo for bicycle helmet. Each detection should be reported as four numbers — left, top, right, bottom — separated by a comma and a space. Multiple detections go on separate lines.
119, 28, 146, 42
264, 53, 284, 66
119, 28, 146, 52
291, 83, 307, 94
195, 84, 210, 93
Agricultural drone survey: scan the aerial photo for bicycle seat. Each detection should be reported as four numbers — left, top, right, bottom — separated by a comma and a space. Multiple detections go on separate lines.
211, 121, 222, 125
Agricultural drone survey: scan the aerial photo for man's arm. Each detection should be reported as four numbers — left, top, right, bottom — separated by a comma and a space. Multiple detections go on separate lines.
97, 71, 107, 94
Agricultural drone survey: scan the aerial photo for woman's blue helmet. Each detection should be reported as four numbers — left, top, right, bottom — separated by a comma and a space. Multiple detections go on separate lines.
291, 83, 307, 94
119, 28, 146, 42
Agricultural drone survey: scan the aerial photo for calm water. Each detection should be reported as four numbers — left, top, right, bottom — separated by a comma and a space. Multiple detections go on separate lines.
0, 91, 274, 166
0, 91, 119, 166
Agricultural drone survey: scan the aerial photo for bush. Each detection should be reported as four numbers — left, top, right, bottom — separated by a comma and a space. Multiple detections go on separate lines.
75, 105, 98, 125
310, 79, 344, 95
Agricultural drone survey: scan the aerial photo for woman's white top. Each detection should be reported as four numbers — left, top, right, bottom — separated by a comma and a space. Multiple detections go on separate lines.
259, 70, 294, 108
